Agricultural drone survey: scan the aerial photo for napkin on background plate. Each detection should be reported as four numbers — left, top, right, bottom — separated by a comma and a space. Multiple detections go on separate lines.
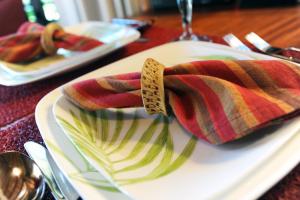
0, 22, 103, 63
64, 60, 300, 144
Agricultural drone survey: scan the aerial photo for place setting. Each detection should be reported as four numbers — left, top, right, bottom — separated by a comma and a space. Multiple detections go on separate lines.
0, 21, 140, 86
0, 0, 300, 200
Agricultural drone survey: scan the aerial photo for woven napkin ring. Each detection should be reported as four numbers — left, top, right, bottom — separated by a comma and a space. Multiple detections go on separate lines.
141, 58, 167, 116
41, 23, 63, 55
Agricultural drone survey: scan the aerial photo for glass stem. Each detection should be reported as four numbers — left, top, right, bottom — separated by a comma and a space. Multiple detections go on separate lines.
177, 0, 195, 39
182, 20, 193, 37
177, 0, 211, 41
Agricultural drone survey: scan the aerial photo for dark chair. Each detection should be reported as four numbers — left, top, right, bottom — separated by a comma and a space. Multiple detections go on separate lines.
0, 0, 27, 36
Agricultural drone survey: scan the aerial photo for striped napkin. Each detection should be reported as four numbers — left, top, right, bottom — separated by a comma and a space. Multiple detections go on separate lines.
64, 60, 300, 144
0, 22, 103, 63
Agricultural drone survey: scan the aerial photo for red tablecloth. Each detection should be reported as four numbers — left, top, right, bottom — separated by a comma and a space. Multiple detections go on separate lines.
0, 26, 299, 200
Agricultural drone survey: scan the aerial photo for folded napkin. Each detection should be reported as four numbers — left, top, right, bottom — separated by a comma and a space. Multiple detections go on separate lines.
64, 59, 300, 144
0, 22, 103, 63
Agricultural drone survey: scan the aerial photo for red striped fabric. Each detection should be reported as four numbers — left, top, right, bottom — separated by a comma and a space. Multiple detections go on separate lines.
0, 22, 103, 63
64, 60, 300, 144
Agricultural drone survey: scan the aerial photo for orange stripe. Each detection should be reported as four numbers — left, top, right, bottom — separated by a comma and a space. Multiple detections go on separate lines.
224, 60, 293, 113
167, 90, 220, 144
95, 79, 115, 91
165, 76, 221, 143
284, 61, 300, 77
236, 85, 286, 123
178, 76, 237, 142
202, 77, 258, 133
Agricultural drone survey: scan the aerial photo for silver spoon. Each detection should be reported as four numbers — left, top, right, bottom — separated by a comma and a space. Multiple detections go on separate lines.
0, 151, 45, 200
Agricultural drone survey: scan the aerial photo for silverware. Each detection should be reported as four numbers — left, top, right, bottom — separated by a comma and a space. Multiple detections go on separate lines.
24, 142, 80, 200
46, 146, 81, 200
223, 33, 251, 52
0, 151, 45, 200
245, 32, 300, 63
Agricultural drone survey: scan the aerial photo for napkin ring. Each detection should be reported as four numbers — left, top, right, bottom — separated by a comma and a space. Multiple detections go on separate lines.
141, 58, 167, 116
41, 23, 63, 55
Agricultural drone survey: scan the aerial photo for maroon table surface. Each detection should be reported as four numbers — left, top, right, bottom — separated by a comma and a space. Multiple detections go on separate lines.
1, 26, 299, 200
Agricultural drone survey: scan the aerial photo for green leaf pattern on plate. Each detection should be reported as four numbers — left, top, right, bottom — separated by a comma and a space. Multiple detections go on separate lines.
56, 107, 198, 190
46, 139, 121, 192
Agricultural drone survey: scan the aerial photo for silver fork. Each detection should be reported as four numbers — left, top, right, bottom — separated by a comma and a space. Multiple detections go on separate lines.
245, 32, 300, 63
223, 33, 251, 52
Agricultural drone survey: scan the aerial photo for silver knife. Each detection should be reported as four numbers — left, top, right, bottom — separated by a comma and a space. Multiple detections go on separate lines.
24, 141, 81, 200
223, 33, 252, 52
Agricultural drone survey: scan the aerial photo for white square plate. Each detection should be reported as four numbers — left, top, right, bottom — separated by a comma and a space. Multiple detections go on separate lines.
36, 41, 300, 200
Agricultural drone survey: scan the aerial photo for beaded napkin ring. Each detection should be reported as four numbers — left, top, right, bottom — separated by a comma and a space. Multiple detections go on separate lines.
41, 23, 63, 55
141, 58, 167, 116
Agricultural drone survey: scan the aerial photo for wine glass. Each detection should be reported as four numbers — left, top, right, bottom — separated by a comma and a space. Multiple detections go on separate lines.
177, 0, 210, 41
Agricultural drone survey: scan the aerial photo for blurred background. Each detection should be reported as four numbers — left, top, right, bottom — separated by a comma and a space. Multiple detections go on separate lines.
0, 0, 299, 36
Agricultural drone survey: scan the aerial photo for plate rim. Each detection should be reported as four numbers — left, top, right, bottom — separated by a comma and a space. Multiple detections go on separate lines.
36, 40, 300, 200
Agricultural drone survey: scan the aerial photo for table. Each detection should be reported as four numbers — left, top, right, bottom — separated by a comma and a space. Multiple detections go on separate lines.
0, 5, 299, 200
137, 5, 300, 47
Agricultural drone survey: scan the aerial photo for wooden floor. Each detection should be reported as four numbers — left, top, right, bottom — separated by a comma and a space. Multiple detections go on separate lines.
137, 5, 300, 47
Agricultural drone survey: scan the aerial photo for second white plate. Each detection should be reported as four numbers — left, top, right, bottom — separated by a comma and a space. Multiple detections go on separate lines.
0, 21, 140, 86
